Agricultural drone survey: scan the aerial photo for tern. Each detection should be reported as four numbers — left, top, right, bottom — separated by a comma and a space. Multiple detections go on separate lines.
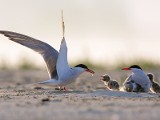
0, 13, 94, 90
101, 74, 119, 90
122, 65, 151, 92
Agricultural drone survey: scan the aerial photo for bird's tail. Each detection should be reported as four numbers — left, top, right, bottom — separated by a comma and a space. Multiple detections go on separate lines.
32, 79, 59, 86
32, 80, 54, 85
61, 10, 65, 38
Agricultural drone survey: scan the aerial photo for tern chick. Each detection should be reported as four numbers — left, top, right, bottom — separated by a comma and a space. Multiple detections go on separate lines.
101, 74, 119, 90
147, 73, 160, 93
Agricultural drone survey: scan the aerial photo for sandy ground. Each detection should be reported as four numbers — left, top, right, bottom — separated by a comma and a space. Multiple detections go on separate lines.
0, 70, 160, 120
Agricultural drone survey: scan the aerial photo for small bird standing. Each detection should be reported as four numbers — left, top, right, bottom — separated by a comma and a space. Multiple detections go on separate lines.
0, 12, 94, 90
122, 65, 151, 92
101, 74, 119, 90
147, 73, 160, 93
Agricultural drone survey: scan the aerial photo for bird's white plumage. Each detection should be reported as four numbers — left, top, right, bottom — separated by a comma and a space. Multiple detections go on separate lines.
123, 75, 141, 92
131, 68, 151, 92
56, 37, 70, 81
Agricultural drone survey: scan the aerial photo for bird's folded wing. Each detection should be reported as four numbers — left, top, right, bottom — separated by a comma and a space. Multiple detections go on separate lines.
131, 73, 151, 90
0, 30, 58, 79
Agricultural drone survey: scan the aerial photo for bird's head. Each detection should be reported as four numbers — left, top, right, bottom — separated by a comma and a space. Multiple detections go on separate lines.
100, 74, 110, 82
147, 73, 154, 82
74, 64, 95, 75
122, 65, 142, 72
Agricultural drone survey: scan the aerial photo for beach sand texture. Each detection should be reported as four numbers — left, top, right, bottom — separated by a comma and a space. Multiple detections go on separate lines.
0, 70, 160, 120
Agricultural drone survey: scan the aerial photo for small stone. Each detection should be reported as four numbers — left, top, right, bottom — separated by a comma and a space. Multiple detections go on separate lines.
41, 98, 50, 102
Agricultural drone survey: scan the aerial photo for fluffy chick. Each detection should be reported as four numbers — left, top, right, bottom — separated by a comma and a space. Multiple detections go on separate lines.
101, 74, 119, 90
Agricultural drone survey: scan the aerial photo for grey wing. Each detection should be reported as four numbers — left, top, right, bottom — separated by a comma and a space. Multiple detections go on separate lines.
0, 30, 58, 79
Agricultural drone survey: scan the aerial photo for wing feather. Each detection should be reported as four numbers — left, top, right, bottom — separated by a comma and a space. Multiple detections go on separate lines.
56, 37, 70, 80
0, 30, 58, 79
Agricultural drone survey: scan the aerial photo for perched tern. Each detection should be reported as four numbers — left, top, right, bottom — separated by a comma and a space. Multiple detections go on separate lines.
122, 65, 151, 92
101, 74, 119, 90
0, 13, 94, 90
147, 73, 160, 93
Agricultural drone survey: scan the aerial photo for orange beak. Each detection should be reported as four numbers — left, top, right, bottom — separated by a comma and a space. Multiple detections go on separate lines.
122, 67, 131, 70
85, 69, 95, 74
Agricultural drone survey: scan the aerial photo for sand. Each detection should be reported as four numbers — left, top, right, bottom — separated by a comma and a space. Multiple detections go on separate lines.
0, 70, 160, 120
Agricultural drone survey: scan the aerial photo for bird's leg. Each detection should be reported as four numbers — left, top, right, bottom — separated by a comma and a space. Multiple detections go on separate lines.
55, 86, 63, 91
59, 86, 68, 91
59, 86, 61, 90
59, 86, 65, 91
55, 86, 67, 91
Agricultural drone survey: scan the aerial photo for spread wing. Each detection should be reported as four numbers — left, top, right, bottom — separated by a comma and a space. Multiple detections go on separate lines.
0, 30, 58, 79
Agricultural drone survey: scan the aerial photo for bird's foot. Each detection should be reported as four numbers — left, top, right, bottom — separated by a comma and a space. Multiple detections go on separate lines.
55, 88, 63, 90
55, 86, 68, 91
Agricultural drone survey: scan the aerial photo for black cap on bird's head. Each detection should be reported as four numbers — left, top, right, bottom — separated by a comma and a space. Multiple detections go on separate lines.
129, 65, 142, 70
75, 64, 95, 74
122, 65, 142, 70
75, 64, 88, 69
